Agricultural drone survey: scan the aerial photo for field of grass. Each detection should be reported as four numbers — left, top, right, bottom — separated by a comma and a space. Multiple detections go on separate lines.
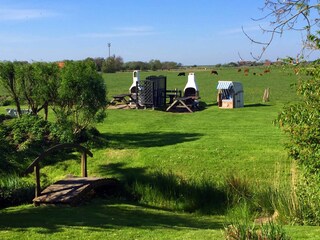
2, 66, 318, 239
92, 66, 297, 185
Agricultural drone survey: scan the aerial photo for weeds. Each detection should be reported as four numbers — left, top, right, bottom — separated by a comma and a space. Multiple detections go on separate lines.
224, 174, 252, 206
129, 170, 227, 213
225, 203, 291, 239
0, 174, 34, 208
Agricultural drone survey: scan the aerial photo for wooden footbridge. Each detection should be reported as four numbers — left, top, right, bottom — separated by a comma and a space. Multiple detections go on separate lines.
25, 143, 114, 206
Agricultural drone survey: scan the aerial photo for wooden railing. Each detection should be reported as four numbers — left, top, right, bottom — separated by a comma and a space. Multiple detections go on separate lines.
25, 143, 93, 198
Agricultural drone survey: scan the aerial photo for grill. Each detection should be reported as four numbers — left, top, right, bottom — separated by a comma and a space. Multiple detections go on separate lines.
129, 73, 167, 109
183, 72, 199, 98
129, 70, 140, 94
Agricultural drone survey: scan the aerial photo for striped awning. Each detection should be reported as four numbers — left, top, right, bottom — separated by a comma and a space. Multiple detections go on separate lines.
217, 81, 233, 89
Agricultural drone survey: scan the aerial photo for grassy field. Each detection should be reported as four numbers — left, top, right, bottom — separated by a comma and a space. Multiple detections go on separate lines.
2, 66, 319, 239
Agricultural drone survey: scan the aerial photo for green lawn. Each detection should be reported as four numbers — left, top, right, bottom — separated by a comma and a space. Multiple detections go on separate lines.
0, 200, 225, 240
2, 66, 318, 239
1, 200, 320, 240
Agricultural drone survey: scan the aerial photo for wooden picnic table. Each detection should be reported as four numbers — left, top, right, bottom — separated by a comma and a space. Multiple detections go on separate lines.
110, 93, 133, 105
166, 96, 196, 113
166, 89, 182, 104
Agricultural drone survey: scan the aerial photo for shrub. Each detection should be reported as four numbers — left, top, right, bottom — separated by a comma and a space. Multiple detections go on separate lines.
296, 167, 320, 225
5, 115, 52, 152
0, 115, 57, 174
276, 62, 320, 224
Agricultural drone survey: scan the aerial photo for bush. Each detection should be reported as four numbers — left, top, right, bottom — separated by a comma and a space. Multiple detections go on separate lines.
0, 115, 56, 174
5, 115, 52, 152
296, 167, 320, 225
276, 62, 320, 224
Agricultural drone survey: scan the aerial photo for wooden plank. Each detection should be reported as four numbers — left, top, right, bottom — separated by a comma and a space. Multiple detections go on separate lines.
33, 177, 110, 205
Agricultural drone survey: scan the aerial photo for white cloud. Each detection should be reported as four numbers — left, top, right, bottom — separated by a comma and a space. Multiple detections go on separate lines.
0, 8, 57, 21
80, 26, 158, 38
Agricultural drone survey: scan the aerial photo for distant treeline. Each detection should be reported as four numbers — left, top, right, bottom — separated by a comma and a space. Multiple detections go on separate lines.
85, 56, 182, 73
86, 56, 279, 73
86, 56, 272, 73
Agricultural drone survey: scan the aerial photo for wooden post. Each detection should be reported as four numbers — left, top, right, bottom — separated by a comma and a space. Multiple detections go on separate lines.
263, 88, 270, 102
81, 153, 88, 177
34, 162, 41, 198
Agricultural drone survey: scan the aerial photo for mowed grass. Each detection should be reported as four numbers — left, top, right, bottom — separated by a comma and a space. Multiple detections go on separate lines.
2, 66, 316, 239
0, 200, 226, 240
92, 66, 296, 186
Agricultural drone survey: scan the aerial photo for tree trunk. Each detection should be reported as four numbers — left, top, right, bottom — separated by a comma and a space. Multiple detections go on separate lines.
13, 95, 22, 117
44, 102, 49, 121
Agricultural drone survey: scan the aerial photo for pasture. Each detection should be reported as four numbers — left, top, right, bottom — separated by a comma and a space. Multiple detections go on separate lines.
2, 66, 318, 239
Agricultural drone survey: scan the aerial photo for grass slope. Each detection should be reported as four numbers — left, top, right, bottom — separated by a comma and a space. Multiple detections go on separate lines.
2, 66, 317, 239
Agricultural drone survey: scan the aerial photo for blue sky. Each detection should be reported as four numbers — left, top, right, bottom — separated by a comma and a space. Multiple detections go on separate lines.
0, 0, 318, 65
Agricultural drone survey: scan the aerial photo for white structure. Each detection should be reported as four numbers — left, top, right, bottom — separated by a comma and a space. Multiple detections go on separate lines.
129, 70, 140, 94
6, 108, 31, 117
183, 72, 199, 97
216, 81, 244, 108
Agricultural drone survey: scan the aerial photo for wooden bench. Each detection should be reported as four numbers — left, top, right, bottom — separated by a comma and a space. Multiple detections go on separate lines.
110, 93, 133, 105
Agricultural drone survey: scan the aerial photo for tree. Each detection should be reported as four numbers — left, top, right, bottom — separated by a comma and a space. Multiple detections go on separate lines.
149, 59, 162, 71
244, 0, 320, 60
102, 55, 124, 73
123, 61, 149, 71
55, 59, 107, 137
93, 57, 105, 72
15, 62, 60, 120
31, 62, 60, 120
161, 61, 182, 70
0, 61, 22, 117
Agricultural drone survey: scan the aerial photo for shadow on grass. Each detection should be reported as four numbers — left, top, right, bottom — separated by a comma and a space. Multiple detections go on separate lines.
94, 132, 203, 149
98, 162, 227, 214
0, 199, 224, 234
244, 103, 271, 108
25, 131, 201, 173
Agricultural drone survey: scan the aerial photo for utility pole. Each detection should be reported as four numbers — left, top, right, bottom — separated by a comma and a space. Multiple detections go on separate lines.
107, 43, 111, 58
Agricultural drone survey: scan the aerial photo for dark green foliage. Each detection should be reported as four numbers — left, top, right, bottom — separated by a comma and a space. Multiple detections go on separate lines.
20, 62, 60, 119
126, 170, 227, 214
0, 61, 22, 116
0, 115, 54, 175
0, 175, 34, 208
0, 113, 11, 122
0, 95, 12, 106
50, 122, 74, 143
102, 55, 124, 73
276, 62, 320, 225
5, 115, 52, 152
296, 167, 320, 225
0, 128, 17, 174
